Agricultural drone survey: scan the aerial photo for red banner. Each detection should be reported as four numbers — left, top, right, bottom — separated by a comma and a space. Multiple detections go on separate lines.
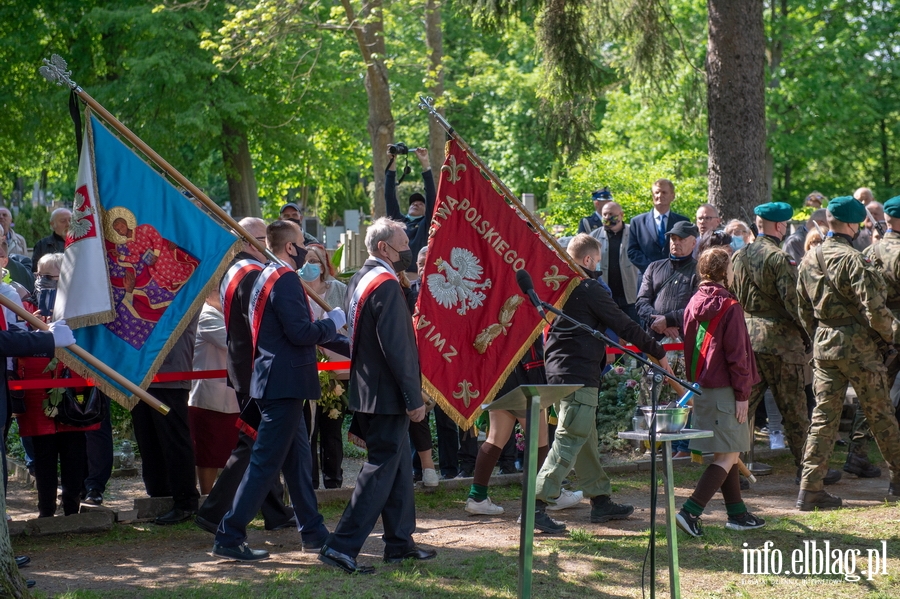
414, 141, 581, 427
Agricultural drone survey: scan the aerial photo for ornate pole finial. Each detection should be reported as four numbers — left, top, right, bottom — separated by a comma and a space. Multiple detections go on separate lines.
39, 54, 79, 90
418, 95, 454, 135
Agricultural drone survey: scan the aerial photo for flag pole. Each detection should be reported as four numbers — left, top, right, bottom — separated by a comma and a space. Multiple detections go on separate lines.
418, 96, 587, 279
0, 295, 170, 415
39, 55, 332, 312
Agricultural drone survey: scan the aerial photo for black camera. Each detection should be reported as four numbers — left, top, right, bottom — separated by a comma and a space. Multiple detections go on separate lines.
388, 142, 410, 156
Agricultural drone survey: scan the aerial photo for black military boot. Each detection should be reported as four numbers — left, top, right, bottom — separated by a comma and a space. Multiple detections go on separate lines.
796, 489, 842, 511
843, 453, 882, 478
590, 495, 634, 523
887, 482, 900, 502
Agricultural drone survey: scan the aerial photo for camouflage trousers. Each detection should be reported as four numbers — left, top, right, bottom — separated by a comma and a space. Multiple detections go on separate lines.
800, 359, 900, 491
747, 354, 809, 468
846, 358, 900, 457
535, 387, 611, 502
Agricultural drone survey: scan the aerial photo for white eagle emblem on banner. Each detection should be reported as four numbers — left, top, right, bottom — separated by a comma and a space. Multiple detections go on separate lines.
427, 247, 492, 315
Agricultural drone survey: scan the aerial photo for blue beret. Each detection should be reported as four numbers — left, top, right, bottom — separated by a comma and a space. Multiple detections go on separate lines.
753, 202, 793, 222
828, 196, 867, 223
884, 196, 900, 219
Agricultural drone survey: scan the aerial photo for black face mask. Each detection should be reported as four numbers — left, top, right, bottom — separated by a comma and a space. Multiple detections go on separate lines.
393, 250, 413, 273
291, 243, 308, 270
385, 242, 412, 272
603, 216, 619, 227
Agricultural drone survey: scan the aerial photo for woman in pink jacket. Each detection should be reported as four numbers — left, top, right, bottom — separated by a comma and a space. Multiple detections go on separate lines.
676, 247, 764, 537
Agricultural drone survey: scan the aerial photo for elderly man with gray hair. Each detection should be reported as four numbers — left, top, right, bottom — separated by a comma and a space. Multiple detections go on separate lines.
0, 208, 27, 257
320, 217, 435, 574
32, 208, 71, 273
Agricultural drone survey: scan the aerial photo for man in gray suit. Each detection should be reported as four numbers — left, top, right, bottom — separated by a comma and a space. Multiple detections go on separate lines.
319, 217, 436, 574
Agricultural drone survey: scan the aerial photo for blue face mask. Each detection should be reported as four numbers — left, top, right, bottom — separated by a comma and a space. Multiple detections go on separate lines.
299, 262, 321, 282
730, 237, 745, 251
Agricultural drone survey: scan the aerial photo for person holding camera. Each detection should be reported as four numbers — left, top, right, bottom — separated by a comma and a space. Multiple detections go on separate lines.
385, 145, 435, 281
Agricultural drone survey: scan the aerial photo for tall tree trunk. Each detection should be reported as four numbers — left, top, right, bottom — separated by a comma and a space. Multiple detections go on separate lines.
0, 491, 31, 598
221, 123, 262, 218
881, 119, 891, 187
424, 0, 447, 172
706, 0, 767, 221
764, 0, 788, 202
342, 0, 394, 218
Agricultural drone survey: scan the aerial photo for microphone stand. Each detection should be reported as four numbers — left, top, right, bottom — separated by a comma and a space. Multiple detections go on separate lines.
536, 300, 699, 599
537, 301, 696, 391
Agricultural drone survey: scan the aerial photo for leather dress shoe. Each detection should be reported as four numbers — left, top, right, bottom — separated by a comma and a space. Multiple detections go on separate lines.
212, 542, 269, 562
155, 508, 196, 525
319, 545, 375, 574
83, 488, 103, 506
194, 515, 218, 535
301, 534, 328, 553
15, 555, 30, 568
265, 516, 297, 531
383, 546, 437, 563
26, 580, 35, 589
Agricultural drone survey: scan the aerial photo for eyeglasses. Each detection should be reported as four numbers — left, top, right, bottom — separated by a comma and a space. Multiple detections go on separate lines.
696, 216, 719, 221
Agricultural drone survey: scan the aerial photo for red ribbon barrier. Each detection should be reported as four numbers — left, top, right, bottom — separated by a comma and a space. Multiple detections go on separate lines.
8, 361, 352, 390
606, 342, 684, 355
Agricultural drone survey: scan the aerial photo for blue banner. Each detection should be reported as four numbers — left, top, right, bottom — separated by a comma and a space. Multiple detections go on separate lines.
64, 113, 238, 408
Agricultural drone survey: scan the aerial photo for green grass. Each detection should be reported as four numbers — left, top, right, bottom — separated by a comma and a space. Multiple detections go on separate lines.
21, 499, 899, 599
17, 444, 900, 598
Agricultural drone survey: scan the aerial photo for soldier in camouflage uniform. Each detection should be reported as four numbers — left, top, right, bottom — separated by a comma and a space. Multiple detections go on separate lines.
842, 196, 900, 478
795, 196, 900, 510
731, 202, 828, 483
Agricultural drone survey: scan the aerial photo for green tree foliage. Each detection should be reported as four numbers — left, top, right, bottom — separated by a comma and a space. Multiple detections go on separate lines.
767, 1, 900, 204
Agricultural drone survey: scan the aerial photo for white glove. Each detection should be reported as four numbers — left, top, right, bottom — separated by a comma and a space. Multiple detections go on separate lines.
325, 308, 346, 330
48, 319, 76, 347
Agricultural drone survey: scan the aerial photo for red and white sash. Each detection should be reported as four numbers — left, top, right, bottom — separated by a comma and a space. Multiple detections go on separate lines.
247, 263, 294, 353
347, 263, 396, 354
219, 259, 263, 328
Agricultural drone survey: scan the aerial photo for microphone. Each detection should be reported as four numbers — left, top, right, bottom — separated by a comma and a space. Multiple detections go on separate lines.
516, 269, 546, 318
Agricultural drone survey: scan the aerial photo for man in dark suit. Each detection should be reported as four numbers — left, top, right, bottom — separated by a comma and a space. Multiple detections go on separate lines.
212, 219, 345, 561
576, 187, 613, 234
319, 217, 436, 574
626, 178, 690, 274
195, 217, 295, 534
